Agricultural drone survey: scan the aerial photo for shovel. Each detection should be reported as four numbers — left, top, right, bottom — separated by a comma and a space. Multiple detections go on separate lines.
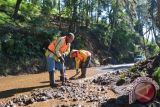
61, 62, 66, 85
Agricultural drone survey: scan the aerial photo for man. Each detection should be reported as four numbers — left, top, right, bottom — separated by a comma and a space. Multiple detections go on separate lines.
45, 33, 75, 87
70, 49, 91, 78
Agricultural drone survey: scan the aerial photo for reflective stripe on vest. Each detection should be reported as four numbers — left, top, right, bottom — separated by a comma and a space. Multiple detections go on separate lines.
77, 50, 91, 62
85, 51, 91, 56
48, 36, 68, 54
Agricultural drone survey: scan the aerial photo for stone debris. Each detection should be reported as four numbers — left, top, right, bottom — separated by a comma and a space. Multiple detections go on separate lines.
1, 70, 160, 107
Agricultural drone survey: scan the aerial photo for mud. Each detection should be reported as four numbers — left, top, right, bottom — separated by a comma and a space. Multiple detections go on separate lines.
1, 67, 160, 107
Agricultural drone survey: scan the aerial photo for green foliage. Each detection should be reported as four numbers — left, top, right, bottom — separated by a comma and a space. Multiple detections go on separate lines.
41, 0, 53, 15
146, 42, 160, 57
111, 21, 136, 63
73, 35, 84, 49
20, 2, 41, 20
153, 67, 160, 99
0, 24, 59, 75
91, 24, 110, 48
0, 12, 13, 25
0, 0, 15, 23
153, 67, 160, 85
0, 0, 16, 9
0, 0, 159, 75
90, 19, 138, 63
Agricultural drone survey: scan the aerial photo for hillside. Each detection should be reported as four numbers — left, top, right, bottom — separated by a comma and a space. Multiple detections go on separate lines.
1, 0, 160, 107
0, 0, 159, 75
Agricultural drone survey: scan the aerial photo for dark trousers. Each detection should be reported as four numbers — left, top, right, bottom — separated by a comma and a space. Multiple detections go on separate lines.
80, 56, 91, 77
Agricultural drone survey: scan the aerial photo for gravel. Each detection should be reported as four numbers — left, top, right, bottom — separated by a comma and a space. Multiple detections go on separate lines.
2, 70, 160, 107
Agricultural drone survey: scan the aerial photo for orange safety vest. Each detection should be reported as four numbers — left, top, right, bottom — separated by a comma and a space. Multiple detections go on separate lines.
48, 36, 69, 54
77, 50, 91, 62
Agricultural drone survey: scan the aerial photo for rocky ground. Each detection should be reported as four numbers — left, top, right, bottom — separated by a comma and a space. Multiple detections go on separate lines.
0, 68, 112, 107
0, 82, 110, 107
87, 70, 160, 107
0, 64, 160, 107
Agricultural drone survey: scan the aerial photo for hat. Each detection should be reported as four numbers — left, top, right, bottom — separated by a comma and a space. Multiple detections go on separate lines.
70, 49, 78, 57
68, 33, 75, 40
68, 33, 74, 37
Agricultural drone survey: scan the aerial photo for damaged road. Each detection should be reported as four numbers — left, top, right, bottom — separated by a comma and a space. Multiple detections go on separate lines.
1, 64, 159, 107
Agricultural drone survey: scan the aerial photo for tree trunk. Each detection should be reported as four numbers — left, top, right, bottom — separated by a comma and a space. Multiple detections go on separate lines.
107, 0, 118, 55
96, 0, 100, 23
85, 0, 89, 27
13, 0, 22, 19
68, 0, 78, 32
90, 0, 93, 25
123, 0, 134, 24
58, 0, 62, 30
73, 1, 78, 32
156, 0, 160, 28
143, 35, 147, 57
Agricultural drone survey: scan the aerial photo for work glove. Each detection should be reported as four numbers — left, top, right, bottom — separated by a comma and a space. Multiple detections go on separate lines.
59, 56, 65, 63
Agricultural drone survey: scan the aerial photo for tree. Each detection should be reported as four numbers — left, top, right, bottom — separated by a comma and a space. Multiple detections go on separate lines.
13, 0, 22, 19
107, 0, 119, 55
68, 0, 78, 32
156, 0, 160, 28
58, 0, 61, 29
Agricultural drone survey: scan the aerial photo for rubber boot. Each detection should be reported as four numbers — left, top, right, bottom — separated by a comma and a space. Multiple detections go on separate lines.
79, 68, 87, 78
61, 76, 66, 85
49, 71, 58, 87
60, 76, 63, 81
60, 75, 68, 81
60, 70, 66, 85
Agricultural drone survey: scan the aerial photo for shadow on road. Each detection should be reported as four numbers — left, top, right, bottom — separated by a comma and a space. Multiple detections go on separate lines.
40, 81, 49, 83
0, 85, 49, 99
40, 80, 63, 83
